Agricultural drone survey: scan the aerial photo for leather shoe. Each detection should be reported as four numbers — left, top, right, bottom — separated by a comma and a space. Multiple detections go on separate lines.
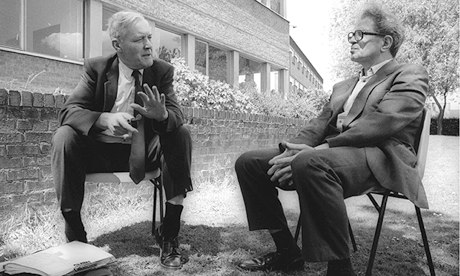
160, 237, 188, 270
238, 251, 304, 272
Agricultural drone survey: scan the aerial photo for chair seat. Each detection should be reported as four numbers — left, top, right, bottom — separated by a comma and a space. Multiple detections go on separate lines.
85, 169, 161, 183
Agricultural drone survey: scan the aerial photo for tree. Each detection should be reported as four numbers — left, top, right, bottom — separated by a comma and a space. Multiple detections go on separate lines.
329, 0, 459, 134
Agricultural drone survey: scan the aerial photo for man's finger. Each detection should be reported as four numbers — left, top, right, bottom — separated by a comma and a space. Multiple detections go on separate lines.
119, 119, 138, 133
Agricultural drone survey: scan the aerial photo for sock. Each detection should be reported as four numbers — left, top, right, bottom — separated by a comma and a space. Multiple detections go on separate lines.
162, 202, 183, 241
327, 258, 355, 276
62, 210, 87, 243
270, 228, 300, 257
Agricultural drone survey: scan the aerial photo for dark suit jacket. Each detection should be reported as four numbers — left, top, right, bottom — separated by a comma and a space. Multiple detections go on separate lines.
288, 60, 429, 208
59, 54, 184, 143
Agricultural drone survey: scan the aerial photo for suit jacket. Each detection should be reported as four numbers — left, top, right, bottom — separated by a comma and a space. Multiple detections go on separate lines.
288, 60, 429, 208
59, 54, 184, 143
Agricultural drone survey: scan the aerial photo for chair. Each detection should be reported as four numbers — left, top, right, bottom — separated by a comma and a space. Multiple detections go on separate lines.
85, 168, 165, 236
293, 107, 435, 276
361, 107, 435, 276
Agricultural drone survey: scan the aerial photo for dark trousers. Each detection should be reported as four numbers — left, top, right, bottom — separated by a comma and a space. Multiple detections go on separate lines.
52, 125, 192, 212
235, 146, 380, 262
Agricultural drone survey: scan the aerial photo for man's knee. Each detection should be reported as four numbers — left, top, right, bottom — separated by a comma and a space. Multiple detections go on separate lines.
235, 151, 255, 174
52, 125, 81, 149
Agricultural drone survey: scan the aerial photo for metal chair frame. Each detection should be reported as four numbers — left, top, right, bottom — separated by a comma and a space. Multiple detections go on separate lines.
85, 168, 164, 237
292, 108, 435, 275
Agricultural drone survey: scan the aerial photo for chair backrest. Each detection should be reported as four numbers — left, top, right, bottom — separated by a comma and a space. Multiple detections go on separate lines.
415, 107, 431, 179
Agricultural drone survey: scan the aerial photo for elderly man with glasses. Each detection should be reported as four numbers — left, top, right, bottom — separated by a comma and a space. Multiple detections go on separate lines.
235, 3, 428, 276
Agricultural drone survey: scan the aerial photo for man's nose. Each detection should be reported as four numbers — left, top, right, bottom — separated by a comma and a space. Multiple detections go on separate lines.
144, 38, 152, 49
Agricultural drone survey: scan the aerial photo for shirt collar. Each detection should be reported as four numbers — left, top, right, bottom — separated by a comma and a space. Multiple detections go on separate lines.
360, 58, 393, 78
118, 59, 144, 80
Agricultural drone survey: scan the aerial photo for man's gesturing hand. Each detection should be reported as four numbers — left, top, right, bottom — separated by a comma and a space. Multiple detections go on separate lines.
95, 112, 137, 136
131, 84, 168, 121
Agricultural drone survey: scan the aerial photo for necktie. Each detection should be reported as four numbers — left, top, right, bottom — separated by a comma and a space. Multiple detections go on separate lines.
129, 70, 145, 184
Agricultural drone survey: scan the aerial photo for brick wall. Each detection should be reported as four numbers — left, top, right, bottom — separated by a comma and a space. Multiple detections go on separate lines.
0, 88, 307, 217
0, 50, 82, 94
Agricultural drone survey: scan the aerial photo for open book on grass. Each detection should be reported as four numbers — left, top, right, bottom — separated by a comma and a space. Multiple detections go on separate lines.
0, 241, 115, 276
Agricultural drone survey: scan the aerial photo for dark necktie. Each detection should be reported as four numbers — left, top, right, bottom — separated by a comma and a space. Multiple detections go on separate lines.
129, 70, 145, 184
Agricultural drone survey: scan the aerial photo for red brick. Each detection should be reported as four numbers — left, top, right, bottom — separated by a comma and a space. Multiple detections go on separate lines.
7, 167, 39, 180
0, 181, 24, 194
0, 89, 7, 105
44, 94, 55, 107
22, 91, 33, 106
32, 93, 44, 107
6, 145, 40, 155
17, 119, 33, 130
8, 90, 21, 106
0, 133, 22, 143
25, 132, 53, 142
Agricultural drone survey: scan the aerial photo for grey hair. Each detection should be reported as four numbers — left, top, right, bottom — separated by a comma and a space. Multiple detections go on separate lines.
360, 3, 405, 57
108, 11, 146, 41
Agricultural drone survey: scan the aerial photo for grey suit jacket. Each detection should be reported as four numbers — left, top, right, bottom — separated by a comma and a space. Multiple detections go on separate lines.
288, 60, 429, 208
59, 54, 184, 143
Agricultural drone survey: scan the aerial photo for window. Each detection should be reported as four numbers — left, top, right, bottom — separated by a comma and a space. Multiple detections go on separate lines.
208, 45, 227, 82
101, 5, 118, 57
0, 1, 21, 49
270, 0, 281, 14
154, 27, 181, 62
195, 40, 208, 75
0, 0, 84, 61
239, 56, 261, 93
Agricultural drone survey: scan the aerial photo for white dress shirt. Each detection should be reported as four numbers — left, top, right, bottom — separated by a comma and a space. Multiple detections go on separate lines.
336, 59, 392, 131
98, 60, 144, 143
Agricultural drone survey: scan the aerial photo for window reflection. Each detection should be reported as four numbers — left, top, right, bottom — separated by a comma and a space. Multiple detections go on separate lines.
239, 57, 261, 93
26, 0, 83, 60
102, 5, 117, 57
208, 45, 227, 82
195, 40, 208, 75
155, 28, 181, 62
0, 0, 21, 49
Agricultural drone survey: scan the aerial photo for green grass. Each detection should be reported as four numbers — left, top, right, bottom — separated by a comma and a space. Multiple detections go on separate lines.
1, 184, 458, 276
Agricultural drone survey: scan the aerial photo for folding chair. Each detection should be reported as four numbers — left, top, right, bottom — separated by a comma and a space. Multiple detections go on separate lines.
361, 107, 435, 276
85, 167, 165, 236
292, 107, 435, 276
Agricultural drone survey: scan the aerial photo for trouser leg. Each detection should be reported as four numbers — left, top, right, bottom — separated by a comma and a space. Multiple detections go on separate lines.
158, 125, 193, 200
235, 148, 290, 231
291, 147, 380, 262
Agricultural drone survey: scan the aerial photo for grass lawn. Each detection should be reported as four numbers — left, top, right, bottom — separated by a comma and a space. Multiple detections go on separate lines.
0, 135, 458, 276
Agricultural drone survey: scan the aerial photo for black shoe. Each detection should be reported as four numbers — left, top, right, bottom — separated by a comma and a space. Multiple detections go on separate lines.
159, 237, 188, 270
238, 251, 304, 272
64, 221, 87, 243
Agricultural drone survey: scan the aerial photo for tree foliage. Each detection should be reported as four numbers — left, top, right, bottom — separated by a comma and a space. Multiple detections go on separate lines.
329, 0, 459, 133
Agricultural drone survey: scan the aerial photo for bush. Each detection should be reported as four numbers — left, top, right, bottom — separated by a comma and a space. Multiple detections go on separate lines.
171, 57, 329, 120
172, 58, 254, 113
430, 118, 459, 136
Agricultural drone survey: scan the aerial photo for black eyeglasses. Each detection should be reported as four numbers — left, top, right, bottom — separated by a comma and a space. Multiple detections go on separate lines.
348, 30, 386, 43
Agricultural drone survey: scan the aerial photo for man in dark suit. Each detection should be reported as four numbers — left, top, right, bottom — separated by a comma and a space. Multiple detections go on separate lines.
51, 11, 192, 270
235, 4, 428, 276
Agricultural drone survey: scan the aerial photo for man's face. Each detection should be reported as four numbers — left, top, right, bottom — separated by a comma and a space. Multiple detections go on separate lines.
115, 18, 154, 69
349, 17, 385, 66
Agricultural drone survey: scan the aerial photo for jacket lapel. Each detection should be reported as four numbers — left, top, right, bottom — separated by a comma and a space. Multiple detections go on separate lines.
103, 57, 119, 112
342, 60, 399, 128
333, 77, 358, 116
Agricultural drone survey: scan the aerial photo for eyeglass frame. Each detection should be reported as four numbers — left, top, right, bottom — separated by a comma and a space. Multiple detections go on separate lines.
348, 30, 386, 43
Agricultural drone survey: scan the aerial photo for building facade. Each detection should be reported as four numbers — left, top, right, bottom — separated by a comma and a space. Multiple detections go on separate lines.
289, 37, 323, 94
0, 0, 321, 98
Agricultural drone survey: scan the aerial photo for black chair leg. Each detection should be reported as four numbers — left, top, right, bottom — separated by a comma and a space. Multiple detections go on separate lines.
415, 206, 436, 276
151, 176, 164, 236
366, 194, 389, 276
348, 220, 358, 252
294, 214, 302, 243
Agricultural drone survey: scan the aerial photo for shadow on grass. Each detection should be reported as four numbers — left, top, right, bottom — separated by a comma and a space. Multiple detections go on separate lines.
88, 207, 458, 276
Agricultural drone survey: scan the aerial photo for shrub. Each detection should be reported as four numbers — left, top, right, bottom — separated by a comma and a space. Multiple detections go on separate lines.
172, 57, 329, 120
172, 58, 254, 113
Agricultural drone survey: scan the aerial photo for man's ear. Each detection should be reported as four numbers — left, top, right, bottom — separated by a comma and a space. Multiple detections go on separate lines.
382, 35, 393, 53
112, 39, 122, 52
